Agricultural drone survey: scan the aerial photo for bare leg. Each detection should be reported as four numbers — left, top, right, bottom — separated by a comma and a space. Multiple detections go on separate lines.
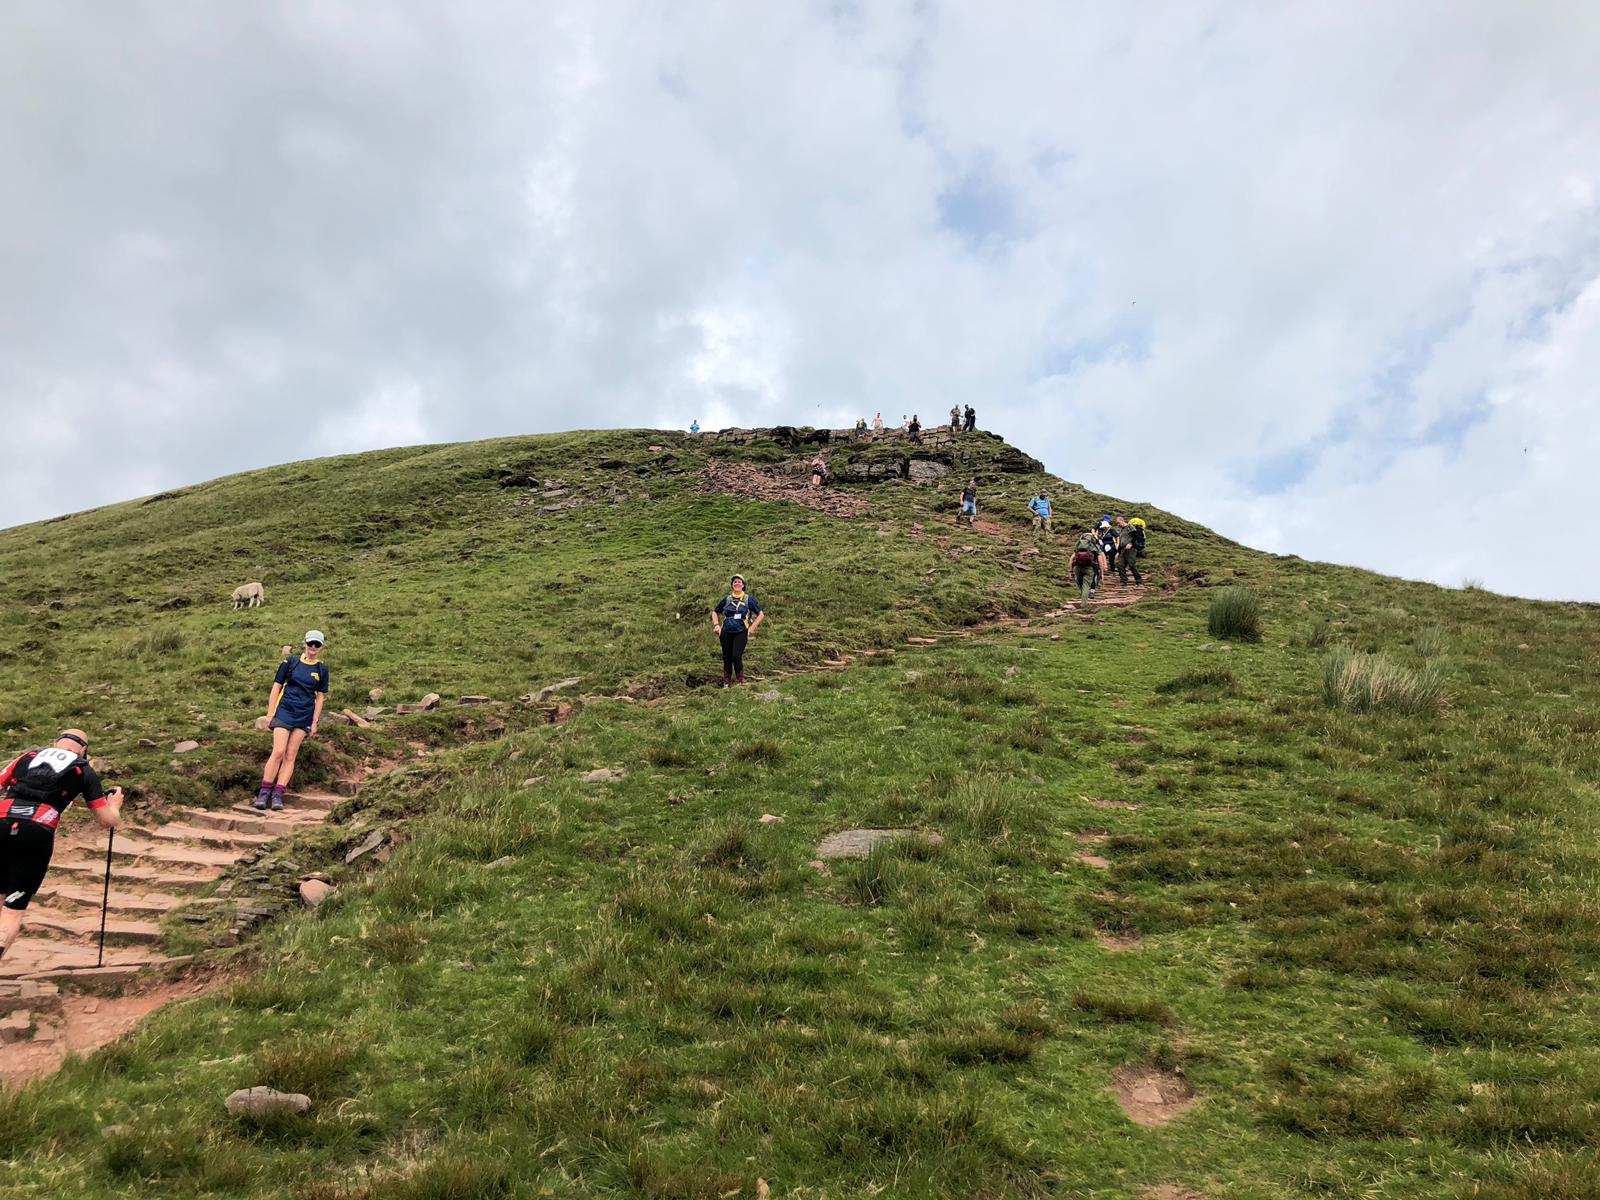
263, 725, 292, 781
272, 728, 309, 788
0, 906, 25, 957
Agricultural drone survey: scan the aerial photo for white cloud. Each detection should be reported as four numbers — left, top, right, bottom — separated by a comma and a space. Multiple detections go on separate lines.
1, 1, 1597, 597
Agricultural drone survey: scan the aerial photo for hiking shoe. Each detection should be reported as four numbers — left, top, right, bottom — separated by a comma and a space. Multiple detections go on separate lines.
270, 794, 284, 811
253, 795, 269, 810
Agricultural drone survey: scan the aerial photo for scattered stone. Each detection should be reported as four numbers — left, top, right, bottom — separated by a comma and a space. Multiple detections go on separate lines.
534, 676, 583, 702
137, 738, 158, 749
520, 777, 545, 788
757, 690, 784, 702
0, 1011, 32, 1043
1076, 853, 1112, 870
298, 879, 334, 908
1020, 547, 1040, 558
173, 740, 200, 753
225, 1087, 312, 1120
419, 693, 441, 710
345, 829, 387, 865
369, 688, 385, 702
807, 859, 831, 876
364, 707, 387, 719
484, 717, 506, 734
582, 768, 623, 783
334, 779, 359, 797
1111, 1065, 1198, 1127
906, 636, 939, 645
486, 856, 516, 869
815, 828, 944, 860
1049, 634, 1061, 641
759, 814, 784, 825
1005, 666, 1018, 677
340, 708, 374, 728
456, 695, 493, 706
550, 701, 574, 724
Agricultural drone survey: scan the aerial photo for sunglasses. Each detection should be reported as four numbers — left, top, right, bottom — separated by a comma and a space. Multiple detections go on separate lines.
306, 641, 324, 649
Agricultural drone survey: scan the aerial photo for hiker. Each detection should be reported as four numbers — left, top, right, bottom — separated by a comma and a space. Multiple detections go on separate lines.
855, 417, 867, 431
950, 405, 961, 431
1072, 529, 1102, 599
900, 414, 909, 432
810, 455, 828, 489
873, 412, 884, 432
908, 414, 922, 443
712, 575, 764, 687
956, 479, 977, 526
964, 404, 976, 432
1117, 517, 1147, 586
690, 419, 700, 434
1099, 520, 1119, 582
255, 631, 329, 810
1028, 489, 1053, 540
0, 729, 124, 962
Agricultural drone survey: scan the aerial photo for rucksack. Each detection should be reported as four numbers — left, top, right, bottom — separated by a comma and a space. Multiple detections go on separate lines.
1130, 526, 1146, 552
6, 748, 86, 807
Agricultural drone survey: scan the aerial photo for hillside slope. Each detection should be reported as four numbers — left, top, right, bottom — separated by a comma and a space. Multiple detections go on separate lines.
2, 428, 1599, 1199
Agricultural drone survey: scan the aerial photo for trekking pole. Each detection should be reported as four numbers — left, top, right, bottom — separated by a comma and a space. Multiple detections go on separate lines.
97, 827, 114, 968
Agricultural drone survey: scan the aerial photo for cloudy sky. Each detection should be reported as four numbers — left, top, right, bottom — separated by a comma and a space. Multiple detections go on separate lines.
4, 2, 1598, 600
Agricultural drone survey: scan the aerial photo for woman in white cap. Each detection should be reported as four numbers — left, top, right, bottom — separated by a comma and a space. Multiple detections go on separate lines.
255, 631, 329, 810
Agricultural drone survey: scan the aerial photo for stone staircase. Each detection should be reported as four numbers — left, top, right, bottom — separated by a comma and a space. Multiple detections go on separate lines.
0, 790, 348, 998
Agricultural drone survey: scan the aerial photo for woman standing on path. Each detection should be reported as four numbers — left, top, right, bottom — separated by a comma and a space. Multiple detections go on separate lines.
712, 576, 764, 687
255, 631, 329, 810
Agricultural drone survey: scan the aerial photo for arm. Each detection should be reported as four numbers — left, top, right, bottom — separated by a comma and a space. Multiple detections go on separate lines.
312, 669, 330, 734
711, 597, 724, 635
82, 767, 123, 828
266, 682, 283, 719
0, 753, 24, 790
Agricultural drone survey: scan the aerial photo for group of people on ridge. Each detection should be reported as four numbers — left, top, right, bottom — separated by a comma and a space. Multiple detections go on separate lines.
956, 483, 1149, 599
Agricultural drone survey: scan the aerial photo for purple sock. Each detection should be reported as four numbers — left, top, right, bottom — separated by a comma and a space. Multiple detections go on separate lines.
271, 783, 288, 801
258, 779, 273, 799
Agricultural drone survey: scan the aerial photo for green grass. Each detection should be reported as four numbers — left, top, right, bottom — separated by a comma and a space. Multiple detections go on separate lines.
1, 428, 1599, 1198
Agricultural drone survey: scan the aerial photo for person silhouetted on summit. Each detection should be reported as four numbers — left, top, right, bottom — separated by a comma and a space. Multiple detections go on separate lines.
712, 575, 765, 687
963, 405, 976, 432
0, 729, 124, 962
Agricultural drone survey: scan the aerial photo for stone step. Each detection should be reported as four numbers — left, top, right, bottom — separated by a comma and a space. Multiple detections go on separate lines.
26, 913, 164, 946
0, 979, 62, 1012
0, 953, 189, 985
98, 835, 245, 869
148, 822, 278, 851
183, 806, 327, 836
49, 858, 224, 887
282, 790, 346, 812
35, 882, 187, 916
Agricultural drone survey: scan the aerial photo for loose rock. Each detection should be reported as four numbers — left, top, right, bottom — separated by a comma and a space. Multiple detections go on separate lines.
226, 1087, 311, 1120
582, 768, 623, 783
486, 856, 517, 869
816, 828, 943, 860
345, 829, 387, 865
456, 695, 493, 706
174, 740, 201, 753
137, 738, 158, 749
759, 814, 784, 825
298, 880, 334, 908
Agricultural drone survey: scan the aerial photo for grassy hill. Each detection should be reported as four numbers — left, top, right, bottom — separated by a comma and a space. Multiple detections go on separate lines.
2, 427, 1599, 1199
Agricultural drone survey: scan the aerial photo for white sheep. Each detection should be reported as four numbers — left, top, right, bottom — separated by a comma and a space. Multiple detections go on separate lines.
231, 581, 265, 609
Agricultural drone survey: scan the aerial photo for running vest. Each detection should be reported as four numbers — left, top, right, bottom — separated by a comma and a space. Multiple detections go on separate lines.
1, 748, 89, 830
720, 595, 755, 630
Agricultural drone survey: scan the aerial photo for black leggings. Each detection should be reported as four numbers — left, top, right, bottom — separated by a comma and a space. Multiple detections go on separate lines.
720, 626, 748, 679
2, 818, 54, 910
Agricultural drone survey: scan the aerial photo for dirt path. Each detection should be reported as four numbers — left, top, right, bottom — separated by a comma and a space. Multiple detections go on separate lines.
1, 782, 353, 1088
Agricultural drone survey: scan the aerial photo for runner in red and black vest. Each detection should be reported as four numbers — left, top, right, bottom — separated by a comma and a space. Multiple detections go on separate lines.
0, 728, 124, 961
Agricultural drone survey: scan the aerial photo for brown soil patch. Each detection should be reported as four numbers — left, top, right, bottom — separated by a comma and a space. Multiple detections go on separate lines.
699, 461, 870, 517
1075, 828, 1110, 845
1075, 853, 1111, 870
1, 976, 217, 1089
1087, 797, 1141, 811
1094, 930, 1144, 952
1112, 1065, 1199, 1127
1145, 1188, 1205, 1200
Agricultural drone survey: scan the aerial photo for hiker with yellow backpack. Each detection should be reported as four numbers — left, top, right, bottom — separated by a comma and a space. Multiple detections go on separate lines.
1117, 517, 1147, 586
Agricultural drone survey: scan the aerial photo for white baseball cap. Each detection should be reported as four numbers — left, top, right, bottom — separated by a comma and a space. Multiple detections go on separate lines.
305, 630, 326, 645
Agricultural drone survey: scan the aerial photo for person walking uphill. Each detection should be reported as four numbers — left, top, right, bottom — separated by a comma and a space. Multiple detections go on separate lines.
1029, 490, 1053, 540
1072, 529, 1102, 599
956, 478, 978, 527
0, 729, 124, 961
256, 631, 329, 810
712, 575, 764, 687
1117, 517, 1146, 585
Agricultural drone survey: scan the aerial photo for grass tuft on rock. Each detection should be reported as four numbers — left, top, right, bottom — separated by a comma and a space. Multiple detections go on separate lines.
1207, 586, 1263, 641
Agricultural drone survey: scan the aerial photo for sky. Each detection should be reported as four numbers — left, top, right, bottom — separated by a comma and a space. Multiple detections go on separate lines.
3, 1, 1598, 601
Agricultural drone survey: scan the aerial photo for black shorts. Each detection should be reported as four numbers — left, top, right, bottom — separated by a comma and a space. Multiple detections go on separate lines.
2, 818, 55, 910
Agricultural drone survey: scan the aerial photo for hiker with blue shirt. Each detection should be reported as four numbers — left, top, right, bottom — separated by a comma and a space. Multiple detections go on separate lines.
711, 575, 764, 687
1029, 490, 1053, 541
255, 631, 329, 810
690, 419, 700, 434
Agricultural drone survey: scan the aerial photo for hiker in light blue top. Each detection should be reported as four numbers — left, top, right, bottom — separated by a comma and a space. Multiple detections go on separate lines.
1029, 490, 1053, 541
690, 419, 700, 434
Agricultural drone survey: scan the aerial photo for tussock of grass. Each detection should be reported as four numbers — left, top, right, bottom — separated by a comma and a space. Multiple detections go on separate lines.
1069, 991, 1176, 1026
1321, 646, 1448, 715
730, 737, 784, 765
1208, 586, 1263, 641
1155, 665, 1237, 696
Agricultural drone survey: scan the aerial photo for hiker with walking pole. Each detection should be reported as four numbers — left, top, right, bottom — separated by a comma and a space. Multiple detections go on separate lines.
0, 729, 124, 964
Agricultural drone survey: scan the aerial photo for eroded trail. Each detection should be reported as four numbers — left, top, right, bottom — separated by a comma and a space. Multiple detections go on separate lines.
1, 782, 355, 1088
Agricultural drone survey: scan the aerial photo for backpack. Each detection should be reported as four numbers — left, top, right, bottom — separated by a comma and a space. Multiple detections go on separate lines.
1130, 526, 1146, 552
5, 748, 86, 807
